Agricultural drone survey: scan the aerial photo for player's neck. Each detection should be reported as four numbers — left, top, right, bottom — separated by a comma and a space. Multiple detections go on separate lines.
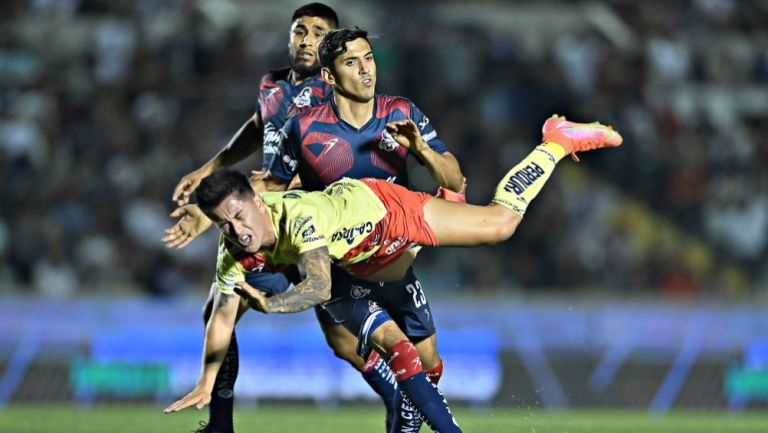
260, 206, 278, 250
334, 94, 374, 129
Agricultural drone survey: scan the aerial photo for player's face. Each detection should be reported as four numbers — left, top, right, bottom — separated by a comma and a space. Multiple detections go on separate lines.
210, 192, 271, 254
288, 16, 332, 79
327, 38, 376, 103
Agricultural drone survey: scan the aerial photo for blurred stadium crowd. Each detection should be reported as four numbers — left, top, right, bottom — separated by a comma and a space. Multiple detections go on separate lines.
1, 0, 766, 298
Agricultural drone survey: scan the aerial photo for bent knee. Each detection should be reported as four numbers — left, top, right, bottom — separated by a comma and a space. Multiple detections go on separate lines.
323, 327, 362, 364
486, 213, 520, 244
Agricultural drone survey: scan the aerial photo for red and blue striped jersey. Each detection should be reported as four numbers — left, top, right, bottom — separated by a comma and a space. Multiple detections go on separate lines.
267, 94, 447, 191
256, 68, 333, 169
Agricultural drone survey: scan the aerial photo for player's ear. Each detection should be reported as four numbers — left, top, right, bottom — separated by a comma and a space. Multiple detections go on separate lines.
321, 66, 335, 85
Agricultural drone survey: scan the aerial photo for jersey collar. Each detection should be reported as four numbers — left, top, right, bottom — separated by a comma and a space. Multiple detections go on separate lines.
330, 95, 378, 132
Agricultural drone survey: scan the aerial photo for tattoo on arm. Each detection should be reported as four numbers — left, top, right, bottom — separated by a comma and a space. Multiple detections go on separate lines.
266, 247, 331, 313
217, 292, 235, 308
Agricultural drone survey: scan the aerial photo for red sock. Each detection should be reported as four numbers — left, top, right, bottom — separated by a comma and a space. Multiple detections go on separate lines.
360, 351, 383, 373
424, 360, 443, 384
386, 340, 423, 382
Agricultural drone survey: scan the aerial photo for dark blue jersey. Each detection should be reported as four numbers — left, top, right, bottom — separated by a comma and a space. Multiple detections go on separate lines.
267, 94, 447, 191
256, 68, 333, 169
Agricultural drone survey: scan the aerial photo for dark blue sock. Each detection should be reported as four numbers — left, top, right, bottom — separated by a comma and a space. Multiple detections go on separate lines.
396, 372, 461, 433
360, 352, 397, 432
208, 331, 238, 433
390, 388, 423, 433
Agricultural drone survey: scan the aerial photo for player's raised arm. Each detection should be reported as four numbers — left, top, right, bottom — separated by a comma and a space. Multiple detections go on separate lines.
235, 247, 332, 314
385, 118, 464, 192
173, 113, 265, 206
163, 290, 239, 413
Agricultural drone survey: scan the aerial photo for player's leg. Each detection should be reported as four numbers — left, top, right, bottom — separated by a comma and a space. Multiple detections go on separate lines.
380, 267, 443, 433
368, 319, 462, 433
316, 318, 398, 433
319, 268, 401, 433
201, 271, 292, 433
319, 275, 458, 432
201, 288, 243, 433
424, 116, 623, 247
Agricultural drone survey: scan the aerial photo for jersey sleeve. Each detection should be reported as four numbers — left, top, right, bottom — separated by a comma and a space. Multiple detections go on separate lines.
265, 115, 301, 182
410, 102, 447, 154
213, 238, 246, 295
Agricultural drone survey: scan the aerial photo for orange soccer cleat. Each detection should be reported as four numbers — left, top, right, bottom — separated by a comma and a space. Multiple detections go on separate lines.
541, 114, 623, 161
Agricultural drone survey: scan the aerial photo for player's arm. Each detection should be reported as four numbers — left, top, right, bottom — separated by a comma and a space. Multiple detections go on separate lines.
172, 113, 265, 205
386, 119, 464, 192
234, 247, 331, 314
251, 116, 303, 193
163, 290, 239, 413
250, 171, 291, 193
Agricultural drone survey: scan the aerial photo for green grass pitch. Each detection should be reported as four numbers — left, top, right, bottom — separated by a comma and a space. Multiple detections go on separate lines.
1, 404, 766, 433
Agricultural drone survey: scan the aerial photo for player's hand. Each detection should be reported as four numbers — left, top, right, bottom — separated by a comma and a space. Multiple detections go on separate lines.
162, 204, 212, 249
436, 177, 467, 203
386, 119, 427, 154
172, 168, 210, 206
163, 386, 211, 413
250, 170, 267, 185
233, 281, 270, 314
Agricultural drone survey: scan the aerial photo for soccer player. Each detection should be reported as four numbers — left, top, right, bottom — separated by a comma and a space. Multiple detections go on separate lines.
165, 15, 462, 433
169, 114, 622, 432
164, 4, 341, 433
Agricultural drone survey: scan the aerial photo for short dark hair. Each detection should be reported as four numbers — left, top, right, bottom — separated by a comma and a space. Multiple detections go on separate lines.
195, 169, 254, 215
292, 3, 339, 28
318, 27, 370, 72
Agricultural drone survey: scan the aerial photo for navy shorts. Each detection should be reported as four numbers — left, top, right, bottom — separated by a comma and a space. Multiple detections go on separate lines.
316, 266, 436, 341
244, 270, 293, 296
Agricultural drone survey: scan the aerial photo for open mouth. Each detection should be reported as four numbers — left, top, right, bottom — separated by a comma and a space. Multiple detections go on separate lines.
239, 234, 252, 247
362, 78, 373, 87
298, 51, 314, 60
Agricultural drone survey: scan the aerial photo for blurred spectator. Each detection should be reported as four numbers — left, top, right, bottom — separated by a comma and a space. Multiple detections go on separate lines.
1, 1, 766, 298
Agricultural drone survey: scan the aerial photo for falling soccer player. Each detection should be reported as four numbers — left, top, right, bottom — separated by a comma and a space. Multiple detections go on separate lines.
165, 114, 622, 432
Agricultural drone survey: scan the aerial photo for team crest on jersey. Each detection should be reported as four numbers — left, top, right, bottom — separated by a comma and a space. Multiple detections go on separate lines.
368, 301, 382, 313
292, 87, 312, 108
350, 284, 371, 299
378, 130, 399, 152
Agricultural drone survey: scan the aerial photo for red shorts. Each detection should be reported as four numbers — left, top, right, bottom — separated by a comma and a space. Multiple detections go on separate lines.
342, 179, 438, 277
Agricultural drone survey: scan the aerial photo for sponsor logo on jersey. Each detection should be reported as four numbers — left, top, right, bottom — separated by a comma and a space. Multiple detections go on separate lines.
378, 129, 399, 152
350, 284, 371, 299
302, 235, 324, 244
331, 221, 374, 245
301, 225, 316, 238
503, 162, 546, 195
292, 215, 312, 235
263, 122, 285, 157
384, 237, 406, 255
322, 137, 339, 155
281, 154, 298, 172
418, 116, 430, 130
292, 87, 312, 108
325, 180, 356, 197
421, 130, 437, 142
